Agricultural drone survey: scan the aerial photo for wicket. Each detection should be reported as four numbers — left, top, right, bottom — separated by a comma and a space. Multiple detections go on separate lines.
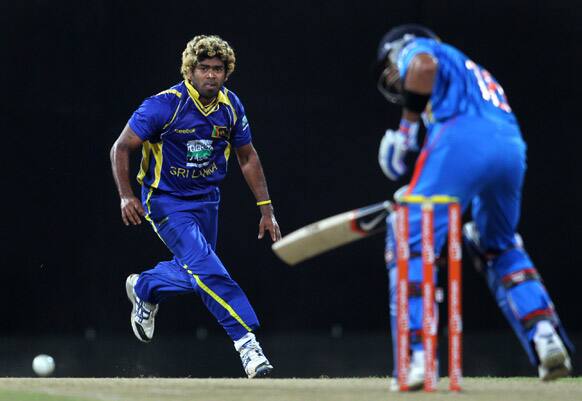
395, 195, 462, 392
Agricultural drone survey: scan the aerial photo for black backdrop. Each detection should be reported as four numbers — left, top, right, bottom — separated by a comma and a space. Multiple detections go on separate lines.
3, 1, 581, 347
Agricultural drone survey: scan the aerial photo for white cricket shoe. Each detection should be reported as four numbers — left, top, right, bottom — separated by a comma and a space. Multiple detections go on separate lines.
125, 274, 159, 343
235, 333, 273, 378
538, 356, 572, 381
389, 351, 426, 392
534, 321, 571, 381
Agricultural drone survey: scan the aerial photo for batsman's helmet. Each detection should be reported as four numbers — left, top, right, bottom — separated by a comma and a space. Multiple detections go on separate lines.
376, 24, 439, 104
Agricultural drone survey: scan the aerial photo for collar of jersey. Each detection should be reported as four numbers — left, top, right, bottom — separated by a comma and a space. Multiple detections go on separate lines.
185, 80, 229, 116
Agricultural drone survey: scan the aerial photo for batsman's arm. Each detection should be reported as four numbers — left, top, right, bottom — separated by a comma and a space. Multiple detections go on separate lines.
235, 143, 281, 242
110, 124, 145, 226
402, 53, 437, 122
378, 55, 437, 181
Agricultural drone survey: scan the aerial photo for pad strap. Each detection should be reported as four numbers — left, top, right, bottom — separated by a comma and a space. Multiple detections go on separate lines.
521, 308, 556, 330
501, 268, 541, 289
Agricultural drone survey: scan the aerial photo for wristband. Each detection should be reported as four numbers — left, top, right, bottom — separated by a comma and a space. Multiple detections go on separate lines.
256, 200, 272, 206
402, 89, 430, 113
399, 119, 419, 149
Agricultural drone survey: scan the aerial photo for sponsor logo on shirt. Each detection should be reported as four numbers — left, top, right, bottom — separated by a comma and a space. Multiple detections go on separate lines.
169, 163, 218, 179
175, 127, 197, 134
186, 139, 213, 167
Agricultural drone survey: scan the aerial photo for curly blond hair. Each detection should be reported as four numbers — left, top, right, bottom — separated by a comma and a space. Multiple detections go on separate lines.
181, 35, 236, 79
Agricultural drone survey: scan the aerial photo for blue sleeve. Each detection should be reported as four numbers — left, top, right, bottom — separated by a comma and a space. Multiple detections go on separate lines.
397, 41, 437, 80
128, 95, 174, 141
229, 93, 252, 148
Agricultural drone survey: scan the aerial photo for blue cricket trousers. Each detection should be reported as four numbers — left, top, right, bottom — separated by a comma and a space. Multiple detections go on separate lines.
133, 186, 259, 341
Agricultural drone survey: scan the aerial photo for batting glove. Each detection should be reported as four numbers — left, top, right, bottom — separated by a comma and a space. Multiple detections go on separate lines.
378, 129, 410, 181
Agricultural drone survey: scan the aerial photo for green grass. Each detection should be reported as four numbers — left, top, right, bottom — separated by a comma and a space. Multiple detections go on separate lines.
0, 389, 93, 401
0, 377, 581, 401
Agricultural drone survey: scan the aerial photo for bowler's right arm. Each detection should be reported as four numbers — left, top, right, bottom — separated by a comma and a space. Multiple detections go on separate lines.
110, 124, 145, 226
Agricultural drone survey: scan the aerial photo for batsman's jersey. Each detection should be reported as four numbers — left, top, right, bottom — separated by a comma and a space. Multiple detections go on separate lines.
129, 81, 252, 196
397, 38, 518, 129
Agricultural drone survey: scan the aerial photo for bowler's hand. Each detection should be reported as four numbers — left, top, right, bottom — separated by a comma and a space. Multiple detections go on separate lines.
258, 207, 281, 242
120, 195, 145, 226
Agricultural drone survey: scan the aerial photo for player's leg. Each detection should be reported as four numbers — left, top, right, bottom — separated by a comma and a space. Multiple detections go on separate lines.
126, 260, 194, 342
136, 188, 261, 339
134, 210, 261, 336
125, 189, 221, 343
159, 206, 261, 341
388, 202, 455, 390
387, 116, 496, 389
387, 187, 420, 388
387, 226, 427, 390
126, 208, 222, 344
151, 202, 271, 378
468, 132, 573, 379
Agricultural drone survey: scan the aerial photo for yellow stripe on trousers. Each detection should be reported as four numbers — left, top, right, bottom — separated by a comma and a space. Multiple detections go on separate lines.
183, 264, 252, 332
144, 188, 168, 246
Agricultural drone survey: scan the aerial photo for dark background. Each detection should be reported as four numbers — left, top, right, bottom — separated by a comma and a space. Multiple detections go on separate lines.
1, 0, 580, 377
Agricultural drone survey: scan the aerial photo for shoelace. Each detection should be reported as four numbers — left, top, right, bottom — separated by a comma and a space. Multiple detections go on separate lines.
240, 342, 265, 365
136, 300, 152, 323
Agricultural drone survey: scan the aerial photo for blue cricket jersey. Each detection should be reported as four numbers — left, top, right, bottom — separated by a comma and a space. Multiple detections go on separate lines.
397, 38, 518, 128
128, 80, 252, 197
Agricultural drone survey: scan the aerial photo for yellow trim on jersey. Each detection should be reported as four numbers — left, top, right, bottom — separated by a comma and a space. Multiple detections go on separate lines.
217, 88, 237, 125
184, 80, 220, 116
137, 89, 180, 185
137, 142, 151, 185
156, 89, 182, 98
182, 265, 252, 332
150, 142, 163, 188
184, 81, 239, 125
224, 142, 231, 161
162, 101, 182, 131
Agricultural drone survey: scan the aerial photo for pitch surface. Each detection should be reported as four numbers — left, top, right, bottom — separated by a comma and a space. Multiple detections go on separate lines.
0, 377, 581, 401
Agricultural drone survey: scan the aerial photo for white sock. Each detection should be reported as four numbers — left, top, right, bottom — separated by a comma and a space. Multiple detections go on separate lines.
534, 320, 555, 338
412, 350, 425, 364
234, 332, 255, 352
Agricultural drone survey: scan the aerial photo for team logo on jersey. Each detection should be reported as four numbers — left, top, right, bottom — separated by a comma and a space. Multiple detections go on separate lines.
186, 139, 213, 167
211, 125, 230, 140
241, 115, 249, 131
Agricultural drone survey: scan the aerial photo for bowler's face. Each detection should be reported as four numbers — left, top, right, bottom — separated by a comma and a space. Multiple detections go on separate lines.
189, 57, 227, 99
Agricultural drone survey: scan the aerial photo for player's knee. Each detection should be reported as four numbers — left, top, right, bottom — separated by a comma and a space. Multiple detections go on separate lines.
463, 221, 531, 277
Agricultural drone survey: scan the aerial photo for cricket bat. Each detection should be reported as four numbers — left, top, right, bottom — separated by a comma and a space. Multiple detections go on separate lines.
272, 200, 394, 265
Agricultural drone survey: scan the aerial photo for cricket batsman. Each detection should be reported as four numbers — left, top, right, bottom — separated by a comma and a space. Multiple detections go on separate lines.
375, 24, 574, 390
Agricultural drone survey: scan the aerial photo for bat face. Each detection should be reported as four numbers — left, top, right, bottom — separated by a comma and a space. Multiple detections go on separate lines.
272, 201, 393, 265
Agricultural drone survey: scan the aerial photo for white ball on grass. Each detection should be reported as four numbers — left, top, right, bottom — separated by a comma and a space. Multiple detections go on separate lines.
32, 354, 55, 377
